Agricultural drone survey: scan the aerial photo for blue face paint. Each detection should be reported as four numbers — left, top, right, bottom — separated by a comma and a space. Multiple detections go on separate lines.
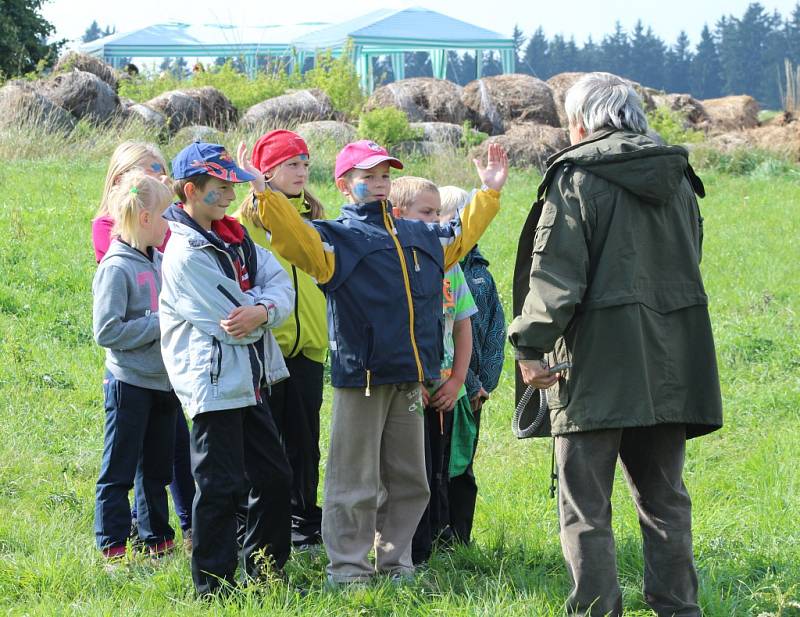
203, 190, 221, 206
298, 154, 309, 161
150, 162, 165, 174
352, 181, 370, 202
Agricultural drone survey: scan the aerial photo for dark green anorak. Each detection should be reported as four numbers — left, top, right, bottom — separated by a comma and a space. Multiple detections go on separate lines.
509, 129, 723, 438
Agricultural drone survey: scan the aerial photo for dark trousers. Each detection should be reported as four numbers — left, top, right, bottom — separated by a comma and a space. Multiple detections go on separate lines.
131, 410, 195, 531
556, 424, 700, 617
411, 407, 454, 565
94, 373, 177, 549
448, 407, 481, 544
190, 402, 292, 596
267, 354, 324, 546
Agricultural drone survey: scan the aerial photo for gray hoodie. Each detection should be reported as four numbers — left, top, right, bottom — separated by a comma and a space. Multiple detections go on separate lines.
92, 240, 170, 391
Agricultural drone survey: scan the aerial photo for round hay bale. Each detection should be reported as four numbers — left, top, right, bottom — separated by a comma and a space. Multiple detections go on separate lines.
652, 93, 710, 129
547, 72, 656, 128
43, 70, 120, 123
365, 78, 468, 124
0, 80, 76, 133
146, 90, 204, 133
409, 122, 463, 146
54, 52, 119, 91
462, 74, 559, 135
469, 123, 569, 172
174, 125, 225, 148
701, 95, 760, 132
394, 140, 450, 157
294, 120, 357, 148
241, 89, 335, 131
183, 86, 238, 130
127, 104, 168, 133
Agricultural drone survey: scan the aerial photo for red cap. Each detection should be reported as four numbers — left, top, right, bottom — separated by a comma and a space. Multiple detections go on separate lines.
334, 140, 403, 179
251, 130, 309, 173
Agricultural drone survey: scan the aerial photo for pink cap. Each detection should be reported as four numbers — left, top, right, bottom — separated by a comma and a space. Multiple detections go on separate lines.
334, 140, 404, 179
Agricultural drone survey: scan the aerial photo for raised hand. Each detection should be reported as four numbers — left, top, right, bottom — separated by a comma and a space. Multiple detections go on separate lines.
473, 143, 509, 192
237, 141, 266, 194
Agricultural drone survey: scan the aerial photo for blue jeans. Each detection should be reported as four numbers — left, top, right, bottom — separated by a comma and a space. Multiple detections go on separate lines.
94, 373, 178, 549
131, 410, 195, 531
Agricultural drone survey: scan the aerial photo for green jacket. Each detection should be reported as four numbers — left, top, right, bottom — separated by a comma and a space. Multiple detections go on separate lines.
508, 129, 723, 438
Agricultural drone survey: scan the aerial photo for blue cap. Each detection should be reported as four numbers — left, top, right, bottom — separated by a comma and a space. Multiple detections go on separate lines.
171, 142, 257, 183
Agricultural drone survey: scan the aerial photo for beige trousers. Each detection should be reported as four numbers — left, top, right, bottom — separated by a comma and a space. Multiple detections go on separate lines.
322, 383, 429, 582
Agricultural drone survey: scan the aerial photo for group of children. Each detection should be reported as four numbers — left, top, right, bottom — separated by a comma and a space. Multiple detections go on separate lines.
90, 129, 507, 596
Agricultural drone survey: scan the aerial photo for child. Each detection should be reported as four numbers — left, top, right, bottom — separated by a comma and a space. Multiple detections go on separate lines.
92, 141, 170, 262
92, 171, 179, 564
239, 139, 508, 583
390, 177, 478, 565
91, 140, 195, 554
234, 130, 328, 549
440, 186, 507, 546
158, 142, 295, 596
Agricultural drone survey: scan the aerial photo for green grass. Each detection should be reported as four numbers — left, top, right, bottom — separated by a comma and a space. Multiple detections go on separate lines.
0, 156, 798, 616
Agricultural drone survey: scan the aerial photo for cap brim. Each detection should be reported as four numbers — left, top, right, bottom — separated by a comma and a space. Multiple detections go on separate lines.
353, 155, 404, 171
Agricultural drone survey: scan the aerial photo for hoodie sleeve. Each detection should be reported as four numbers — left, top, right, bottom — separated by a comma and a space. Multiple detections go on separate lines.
507, 171, 590, 360
93, 264, 160, 350
167, 251, 263, 346
245, 244, 295, 329
439, 189, 500, 270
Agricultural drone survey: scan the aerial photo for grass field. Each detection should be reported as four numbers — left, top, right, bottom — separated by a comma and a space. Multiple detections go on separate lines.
0, 154, 798, 616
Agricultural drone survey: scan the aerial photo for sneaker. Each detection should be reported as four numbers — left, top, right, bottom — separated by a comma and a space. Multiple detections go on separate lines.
101, 545, 126, 572
182, 528, 193, 556
148, 538, 175, 559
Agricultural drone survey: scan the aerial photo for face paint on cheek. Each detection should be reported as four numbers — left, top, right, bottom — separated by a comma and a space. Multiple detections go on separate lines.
150, 162, 164, 174
203, 190, 221, 206
352, 182, 369, 202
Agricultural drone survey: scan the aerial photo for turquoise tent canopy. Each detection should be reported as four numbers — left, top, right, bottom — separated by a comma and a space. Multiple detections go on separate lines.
80, 7, 515, 91
291, 7, 516, 91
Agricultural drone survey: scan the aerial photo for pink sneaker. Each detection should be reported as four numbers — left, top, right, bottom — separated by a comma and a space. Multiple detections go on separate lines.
148, 538, 175, 558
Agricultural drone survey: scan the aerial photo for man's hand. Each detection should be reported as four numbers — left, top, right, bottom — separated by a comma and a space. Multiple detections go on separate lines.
220, 305, 268, 339
473, 143, 509, 192
518, 359, 560, 389
470, 386, 490, 412
237, 141, 266, 194
430, 378, 461, 412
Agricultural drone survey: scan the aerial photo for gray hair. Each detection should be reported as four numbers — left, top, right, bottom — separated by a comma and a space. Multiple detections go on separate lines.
564, 72, 648, 134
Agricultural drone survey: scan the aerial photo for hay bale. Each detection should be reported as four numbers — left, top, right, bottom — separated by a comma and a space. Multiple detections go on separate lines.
394, 140, 450, 157
0, 80, 76, 133
547, 72, 656, 128
708, 122, 800, 160
145, 90, 204, 133
365, 78, 468, 124
174, 125, 225, 148
183, 86, 238, 130
409, 122, 464, 146
42, 70, 120, 123
462, 74, 559, 135
295, 120, 357, 148
701, 95, 760, 132
469, 123, 569, 172
127, 104, 168, 133
652, 93, 710, 129
241, 89, 335, 131
54, 52, 118, 91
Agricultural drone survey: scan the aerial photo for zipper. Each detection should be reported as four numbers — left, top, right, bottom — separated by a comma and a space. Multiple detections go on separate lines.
381, 202, 424, 382
210, 338, 222, 398
287, 265, 301, 357
412, 248, 420, 272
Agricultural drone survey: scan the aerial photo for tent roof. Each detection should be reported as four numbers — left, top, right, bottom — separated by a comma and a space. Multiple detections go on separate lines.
80, 22, 327, 57
291, 7, 513, 50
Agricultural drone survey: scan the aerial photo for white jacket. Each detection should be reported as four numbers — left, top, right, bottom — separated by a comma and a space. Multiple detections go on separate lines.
159, 209, 294, 418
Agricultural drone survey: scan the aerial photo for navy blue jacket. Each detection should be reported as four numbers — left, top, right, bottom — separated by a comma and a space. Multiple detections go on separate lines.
315, 201, 447, 389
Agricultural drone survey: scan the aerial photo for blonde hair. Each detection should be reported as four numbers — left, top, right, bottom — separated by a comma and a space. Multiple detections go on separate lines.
96, 141, 167, 217
389, 176, 439, 212
438, 186, 469, 222
110, 170, 173, 250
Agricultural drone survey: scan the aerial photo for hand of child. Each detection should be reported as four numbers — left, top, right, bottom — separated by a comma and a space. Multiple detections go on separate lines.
237, 142, 266, 194
470, 387, 490, 412
473, 143, 509, 192
421, 385, 430, 408
430, 378, 461, 413
220, 305, 268, 338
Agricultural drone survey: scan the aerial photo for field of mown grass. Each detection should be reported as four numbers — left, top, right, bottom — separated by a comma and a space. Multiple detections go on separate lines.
0, 150, 798, 615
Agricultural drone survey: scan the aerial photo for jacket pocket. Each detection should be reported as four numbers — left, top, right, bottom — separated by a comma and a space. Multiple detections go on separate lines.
406, 244, 443, 299
532, 202, 558, 261
546, 336, 571, 410
210, 338, 222, 399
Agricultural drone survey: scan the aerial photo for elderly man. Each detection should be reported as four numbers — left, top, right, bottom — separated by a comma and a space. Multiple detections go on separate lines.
508, 72, 723, 617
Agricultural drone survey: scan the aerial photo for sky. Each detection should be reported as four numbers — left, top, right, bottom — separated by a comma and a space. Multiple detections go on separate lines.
44, 0, 800, 49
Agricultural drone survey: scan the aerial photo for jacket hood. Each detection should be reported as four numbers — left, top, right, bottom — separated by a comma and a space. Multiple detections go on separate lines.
164, 203, 245, 247
339, 199, 390, 224
102, 238, 156, 264
548, 130, 700, 206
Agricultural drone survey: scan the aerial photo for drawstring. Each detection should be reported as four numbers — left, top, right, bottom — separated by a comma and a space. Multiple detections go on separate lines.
365, 369, 371, 397
412, 248, 420, 271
